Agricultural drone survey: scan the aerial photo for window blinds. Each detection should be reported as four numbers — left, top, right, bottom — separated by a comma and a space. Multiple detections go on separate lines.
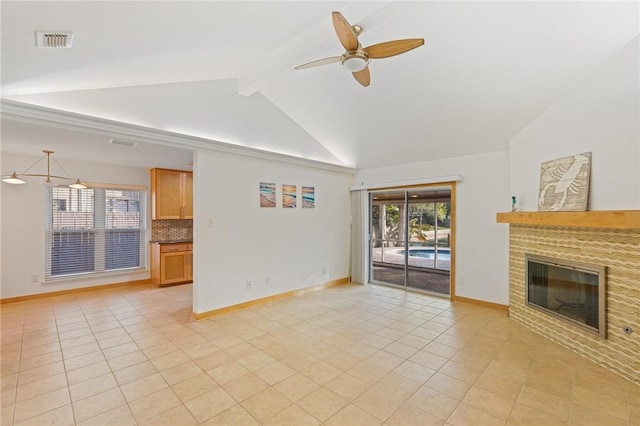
350, 189, 368, 284
46, 186, 146, 279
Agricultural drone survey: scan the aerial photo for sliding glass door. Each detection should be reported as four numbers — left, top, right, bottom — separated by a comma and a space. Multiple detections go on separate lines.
370, 191, 406, 286
406, 191, 451, 293
370, 188, 451, 296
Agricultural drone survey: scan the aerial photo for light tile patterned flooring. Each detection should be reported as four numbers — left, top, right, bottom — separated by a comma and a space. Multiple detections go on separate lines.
1, 283, 638, 425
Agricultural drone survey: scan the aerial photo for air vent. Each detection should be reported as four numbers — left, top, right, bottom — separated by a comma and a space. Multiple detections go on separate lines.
109, 139, 138, 148
36, 31, 73, 48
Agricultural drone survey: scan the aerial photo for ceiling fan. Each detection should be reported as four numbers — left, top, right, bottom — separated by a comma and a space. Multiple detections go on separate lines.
294, 11, 424, 87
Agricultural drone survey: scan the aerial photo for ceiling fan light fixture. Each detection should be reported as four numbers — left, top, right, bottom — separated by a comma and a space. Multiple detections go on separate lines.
294, 11, 424, 87
340, 54, 369, 72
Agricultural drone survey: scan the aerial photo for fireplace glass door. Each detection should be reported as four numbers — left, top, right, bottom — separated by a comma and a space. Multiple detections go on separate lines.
526, 254, 606, 338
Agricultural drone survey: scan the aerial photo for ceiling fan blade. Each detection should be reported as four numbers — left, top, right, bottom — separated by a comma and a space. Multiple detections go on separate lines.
294, 56, 341, 70
332, 11, 359, 51
352, 67, 370, 87
364, 38, 424, 59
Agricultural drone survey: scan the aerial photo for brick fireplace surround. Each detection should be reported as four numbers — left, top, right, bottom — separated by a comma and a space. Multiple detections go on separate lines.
497, 211, 640, 385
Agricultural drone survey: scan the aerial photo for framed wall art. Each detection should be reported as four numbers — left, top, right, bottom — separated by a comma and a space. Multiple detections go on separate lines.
538, 152, 591, 211
302, 186, 315, 209
260, 182, 276, 207
282, 184, 297, 208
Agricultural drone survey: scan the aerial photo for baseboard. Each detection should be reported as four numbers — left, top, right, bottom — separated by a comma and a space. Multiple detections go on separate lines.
452, 294, 509, 312
191, 277, 351, 320
0, 279, 152, 304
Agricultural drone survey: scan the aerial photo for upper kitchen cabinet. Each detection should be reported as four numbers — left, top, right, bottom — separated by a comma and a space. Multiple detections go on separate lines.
151, 168, 193, 219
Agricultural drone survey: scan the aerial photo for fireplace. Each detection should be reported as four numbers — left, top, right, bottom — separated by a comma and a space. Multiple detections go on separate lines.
525, 254, 605, 338
497, 210, 639, 385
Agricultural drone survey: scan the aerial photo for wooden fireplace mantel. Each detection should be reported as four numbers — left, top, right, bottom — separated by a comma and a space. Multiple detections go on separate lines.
496, 210, 640, 229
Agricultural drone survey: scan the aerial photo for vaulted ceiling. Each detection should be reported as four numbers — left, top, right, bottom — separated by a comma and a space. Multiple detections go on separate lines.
2, 1, 638, 170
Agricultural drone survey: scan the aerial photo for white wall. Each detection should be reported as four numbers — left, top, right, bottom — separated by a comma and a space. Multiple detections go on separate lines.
192, 149, 352, 314
0, 152, 150, 298
353, 151, 511, 305
510, 37, 640, 210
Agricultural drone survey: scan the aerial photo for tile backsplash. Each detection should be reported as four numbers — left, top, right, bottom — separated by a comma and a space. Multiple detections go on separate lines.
151, 219, 193, 241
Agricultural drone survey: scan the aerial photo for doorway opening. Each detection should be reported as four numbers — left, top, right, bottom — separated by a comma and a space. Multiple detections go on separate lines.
369, 187, 452, 296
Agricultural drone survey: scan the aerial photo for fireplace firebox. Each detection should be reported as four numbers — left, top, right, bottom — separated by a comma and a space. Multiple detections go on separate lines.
525, 254, 606, 338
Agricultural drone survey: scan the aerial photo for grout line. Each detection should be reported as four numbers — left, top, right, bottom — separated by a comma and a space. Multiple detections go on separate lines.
4, 282, 636, 425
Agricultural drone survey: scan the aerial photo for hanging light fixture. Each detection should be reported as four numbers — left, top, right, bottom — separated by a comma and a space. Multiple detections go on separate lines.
2, 150, 87, 189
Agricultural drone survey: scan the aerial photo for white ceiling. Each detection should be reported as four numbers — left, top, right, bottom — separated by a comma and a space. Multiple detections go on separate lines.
1, 1, 638, 170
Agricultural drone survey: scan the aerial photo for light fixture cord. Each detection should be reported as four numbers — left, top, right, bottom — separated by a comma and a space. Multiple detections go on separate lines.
51, 156, 76, 180
18, 155, 48, 175
14, 151, 79, 183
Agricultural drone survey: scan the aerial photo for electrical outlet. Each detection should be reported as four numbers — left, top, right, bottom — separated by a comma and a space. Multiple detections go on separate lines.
457, 277, 464, 287
246, 280, 252, 289
31, 274, 39, 283
266, 277, 271, 285
322, 265, 327, 274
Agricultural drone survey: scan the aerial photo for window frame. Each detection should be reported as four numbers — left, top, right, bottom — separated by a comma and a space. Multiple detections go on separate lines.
45, 182, 147, 281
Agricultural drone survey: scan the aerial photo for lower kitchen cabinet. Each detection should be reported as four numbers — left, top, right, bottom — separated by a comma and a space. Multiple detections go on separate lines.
151, 242, 193, 286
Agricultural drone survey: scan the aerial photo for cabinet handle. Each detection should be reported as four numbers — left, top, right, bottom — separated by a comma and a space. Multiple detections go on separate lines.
163, 246, 186, 252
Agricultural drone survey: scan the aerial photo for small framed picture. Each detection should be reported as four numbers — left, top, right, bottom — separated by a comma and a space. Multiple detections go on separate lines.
260, 182, 276, 207
282, 184, 296, 208
302, 186, 315, 208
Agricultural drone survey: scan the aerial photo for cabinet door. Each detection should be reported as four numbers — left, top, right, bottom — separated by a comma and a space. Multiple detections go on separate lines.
153, 169, 183, 219
160, 252, 188, 284
185, 251, 193, 281
183, 172, 193, 219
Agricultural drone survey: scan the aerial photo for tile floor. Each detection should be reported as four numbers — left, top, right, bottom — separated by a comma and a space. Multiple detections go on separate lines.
1, 283, 638, 425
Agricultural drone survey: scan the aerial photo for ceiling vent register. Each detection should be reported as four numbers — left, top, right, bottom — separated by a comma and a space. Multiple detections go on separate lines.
109, 139, 138, 147
36, 31, 73, 48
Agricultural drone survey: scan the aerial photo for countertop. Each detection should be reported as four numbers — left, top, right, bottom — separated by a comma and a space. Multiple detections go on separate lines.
150, 239, 193, 244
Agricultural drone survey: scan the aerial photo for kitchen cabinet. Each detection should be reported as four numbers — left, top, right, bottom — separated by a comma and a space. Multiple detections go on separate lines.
150, 168, 193, 219
185, 243, 193, 282
151, 242, 193, 286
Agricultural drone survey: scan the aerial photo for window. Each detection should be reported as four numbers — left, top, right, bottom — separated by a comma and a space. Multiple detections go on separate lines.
46, 185, 146, 279
54, 198, 67, 211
